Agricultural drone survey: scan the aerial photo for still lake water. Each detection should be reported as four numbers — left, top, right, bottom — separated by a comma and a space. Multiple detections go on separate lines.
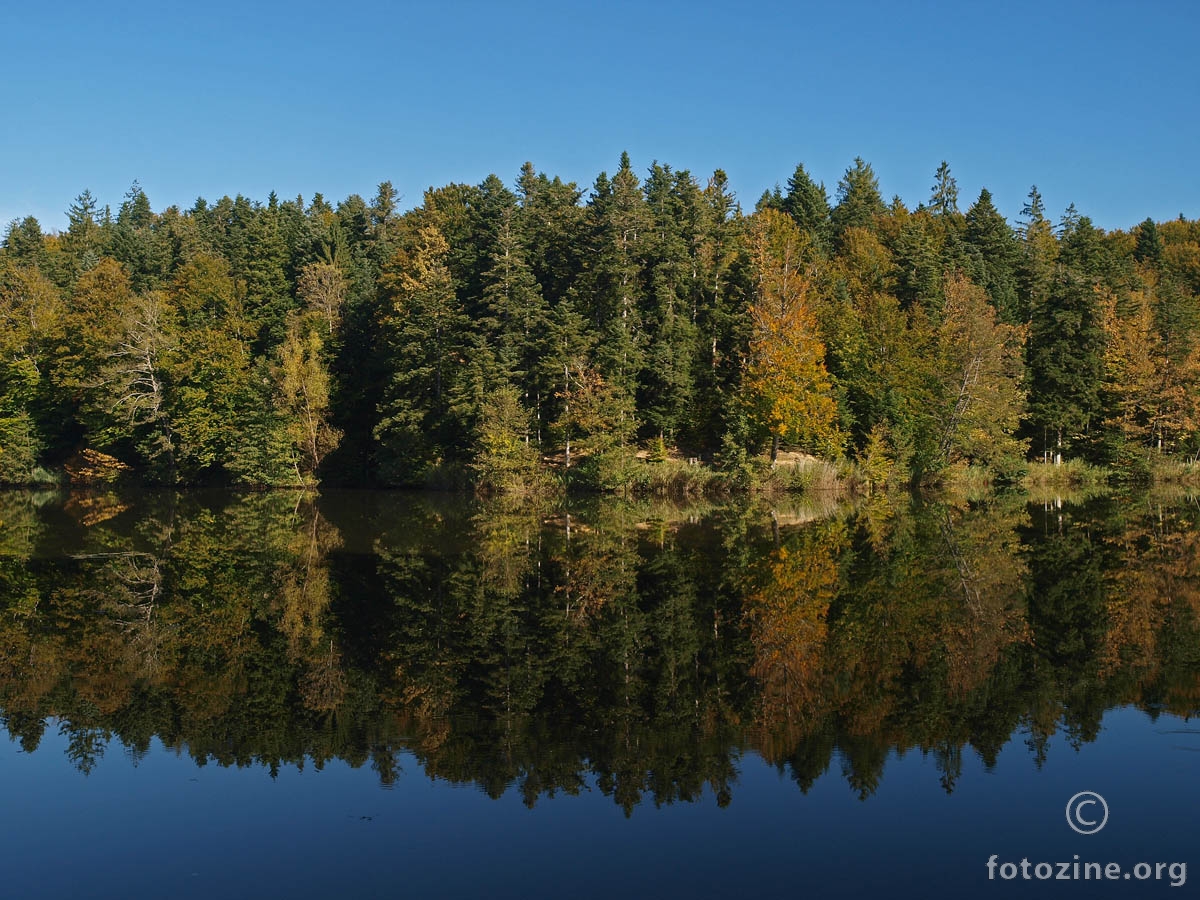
2, 488, 1199, 897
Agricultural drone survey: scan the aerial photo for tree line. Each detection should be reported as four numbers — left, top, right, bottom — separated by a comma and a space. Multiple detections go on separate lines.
2, 156, 1198, 488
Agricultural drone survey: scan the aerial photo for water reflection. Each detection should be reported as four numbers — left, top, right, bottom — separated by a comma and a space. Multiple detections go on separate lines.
1, 488, 1199, 812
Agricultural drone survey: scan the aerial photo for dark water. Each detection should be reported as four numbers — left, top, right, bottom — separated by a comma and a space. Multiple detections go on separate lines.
2, 488, 1199, 898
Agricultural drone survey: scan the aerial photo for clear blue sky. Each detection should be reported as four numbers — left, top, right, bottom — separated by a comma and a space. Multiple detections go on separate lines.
2, 0, 1196, 233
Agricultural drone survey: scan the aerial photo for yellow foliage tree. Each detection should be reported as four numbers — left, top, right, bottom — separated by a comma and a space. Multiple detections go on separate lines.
935, 273, 1027, 468
744, 209, 842, 462
277, 314, 342, 481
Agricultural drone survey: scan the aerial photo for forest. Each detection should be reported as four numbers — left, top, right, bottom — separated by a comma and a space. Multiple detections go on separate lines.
2, 155, 1199, 490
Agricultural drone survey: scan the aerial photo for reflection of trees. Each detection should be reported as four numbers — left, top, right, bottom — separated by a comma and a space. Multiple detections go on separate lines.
1, 490, 1199, 806
743, 521, 843, 752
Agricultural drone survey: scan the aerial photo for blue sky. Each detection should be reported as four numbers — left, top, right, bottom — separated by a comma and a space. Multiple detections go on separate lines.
1, 0, 1196, 233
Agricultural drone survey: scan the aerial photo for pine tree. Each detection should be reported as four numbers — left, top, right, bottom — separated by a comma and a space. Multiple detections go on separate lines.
472, 384, 542, 492
478, 203, 549, 438
517, 162, 585, 305
243, 194, 294, 349
536, 299, 594, 457
639, 162, 700, 444
690, 169, 746, 451
892, 211, 945, 312
110, 181, 163, 292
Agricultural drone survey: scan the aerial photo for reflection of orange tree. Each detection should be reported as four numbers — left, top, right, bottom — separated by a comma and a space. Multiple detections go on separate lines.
1098, 501, 1200, 697
743, 520, 845, 758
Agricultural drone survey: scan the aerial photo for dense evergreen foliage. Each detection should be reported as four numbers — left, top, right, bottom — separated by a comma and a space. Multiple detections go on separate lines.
3, 159, 1199, 488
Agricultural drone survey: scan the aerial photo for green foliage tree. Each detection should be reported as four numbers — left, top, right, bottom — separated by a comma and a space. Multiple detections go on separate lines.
1134, 217, 1163, 265
0, 266, 61, 481
964, 188, 1021, 323
1026, 271, 1105, 462
375, 224, 469, 483
929, 161, 959, 216
782, 163, 831, 246
583, 153, 652, 410
471, 384, 543, 492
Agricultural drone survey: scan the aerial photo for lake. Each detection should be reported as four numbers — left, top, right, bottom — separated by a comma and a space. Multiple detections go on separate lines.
1, 487, 1198, 897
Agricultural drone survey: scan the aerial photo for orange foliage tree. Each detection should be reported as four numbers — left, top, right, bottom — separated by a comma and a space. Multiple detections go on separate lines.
744, 209, 843, 462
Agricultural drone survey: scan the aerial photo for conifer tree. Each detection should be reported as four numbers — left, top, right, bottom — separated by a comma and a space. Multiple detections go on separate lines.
831, 157, 885, 247
782, 163, 831, 246
517, 163, 585, 305
478, 202, 549, 437
929, 161, 959, 216
243, 194, 294, 350
964, 188, 1021, 323
583, 153, 651, 420
375, 224, 469, 482
1017, 185, 1057, 325
1026, 270, 1105, 462
1134, 217, 1162, 265
61, 189, 108, 283
3, 217, 46, 268
640, 162, 700, 444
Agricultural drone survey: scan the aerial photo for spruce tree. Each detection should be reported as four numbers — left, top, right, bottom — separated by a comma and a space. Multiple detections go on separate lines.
831, 157, 885, 248
583, 153, 651, 417
928, 161, 959, 216
964, 188, 1021, 323
375, 224, 469, 482
1016, 185, 1058, 325
781, 163, 831, 248
1026, 269, 1105, 462
1134, 217, 1162, 265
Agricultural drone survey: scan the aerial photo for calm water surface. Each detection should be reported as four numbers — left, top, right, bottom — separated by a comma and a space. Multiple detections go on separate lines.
1, 488, 1199, 897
